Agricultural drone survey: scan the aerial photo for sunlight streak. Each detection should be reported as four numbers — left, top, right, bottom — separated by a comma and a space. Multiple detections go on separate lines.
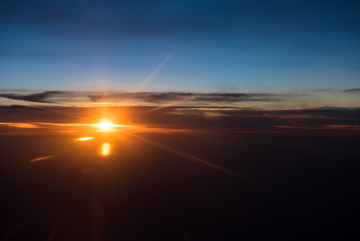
138, 46, 179, 91
145, 94, 205, 113
137, 166, 190, 241
130, 133, 252, 182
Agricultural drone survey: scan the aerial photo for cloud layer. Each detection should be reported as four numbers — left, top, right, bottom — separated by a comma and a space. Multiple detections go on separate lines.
2, 89, 360, 110
0, 90, 291, 105
0, 105, 359, 136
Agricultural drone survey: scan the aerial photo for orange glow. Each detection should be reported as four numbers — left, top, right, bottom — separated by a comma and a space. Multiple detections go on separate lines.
77, 137, 94, 141
101, 142, 110, 156
97, 121, 113, 129
94, 120, 132, 132
0, 123, 39, 128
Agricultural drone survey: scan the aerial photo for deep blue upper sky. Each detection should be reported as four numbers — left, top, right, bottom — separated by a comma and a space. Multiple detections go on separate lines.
1, 0, 359, 94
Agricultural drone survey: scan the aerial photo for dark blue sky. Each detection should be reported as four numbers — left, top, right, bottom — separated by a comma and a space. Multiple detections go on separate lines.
1, 0, 359, 107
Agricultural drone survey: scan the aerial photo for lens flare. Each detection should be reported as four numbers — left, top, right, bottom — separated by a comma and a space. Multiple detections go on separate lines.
101, 142, 110, 156
77, 137, 94, 141
29, 155, 55, 162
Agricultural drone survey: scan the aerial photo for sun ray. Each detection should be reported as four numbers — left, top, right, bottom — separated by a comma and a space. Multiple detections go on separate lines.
130, 133, 252, 182
138, 46, 179, 91
133, 162, 190, 241
145, 94, 205, 113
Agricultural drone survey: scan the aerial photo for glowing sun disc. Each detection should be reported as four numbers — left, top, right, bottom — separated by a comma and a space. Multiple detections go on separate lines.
97, 121, 113, 129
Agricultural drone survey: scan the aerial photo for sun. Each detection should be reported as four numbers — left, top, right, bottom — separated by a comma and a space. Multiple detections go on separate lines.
93, 120, 131, 132
97, 121, 114, 129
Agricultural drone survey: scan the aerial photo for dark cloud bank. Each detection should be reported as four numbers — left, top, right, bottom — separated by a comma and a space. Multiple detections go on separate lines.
88, 92, 284, 103
0, 90, 290, 104
0, 91, 66, 103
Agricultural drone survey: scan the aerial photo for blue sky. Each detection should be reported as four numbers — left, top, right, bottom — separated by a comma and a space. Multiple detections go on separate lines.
0, 0, 359, 107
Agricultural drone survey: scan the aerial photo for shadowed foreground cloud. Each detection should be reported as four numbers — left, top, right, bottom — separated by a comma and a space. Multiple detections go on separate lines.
0, 105, 360, 241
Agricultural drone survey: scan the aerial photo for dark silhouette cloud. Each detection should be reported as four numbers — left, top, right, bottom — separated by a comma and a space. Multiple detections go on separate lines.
0, 91, 66, 103
89, 92, 283, 103
0, 90, 290, 104
4, 105, 44, 110
2, 89, 359, 107
344, 88, 360, 92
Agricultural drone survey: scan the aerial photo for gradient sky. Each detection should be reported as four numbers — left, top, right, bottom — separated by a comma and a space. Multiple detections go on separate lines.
1, 3, 360, 239
1, 0, 359, 107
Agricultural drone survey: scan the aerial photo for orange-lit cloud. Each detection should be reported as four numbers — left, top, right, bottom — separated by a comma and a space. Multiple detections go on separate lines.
1, 122, 131, 129
0, 123, 39, 128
